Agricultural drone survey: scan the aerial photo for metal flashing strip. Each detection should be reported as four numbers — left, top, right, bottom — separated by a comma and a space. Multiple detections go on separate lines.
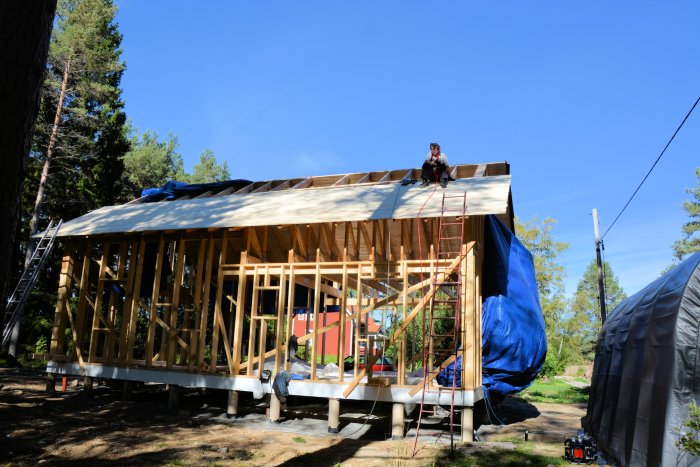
47, 361, 483, 406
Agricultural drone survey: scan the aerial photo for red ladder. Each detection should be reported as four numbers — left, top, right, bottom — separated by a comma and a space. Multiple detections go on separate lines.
412, 192, 467, 456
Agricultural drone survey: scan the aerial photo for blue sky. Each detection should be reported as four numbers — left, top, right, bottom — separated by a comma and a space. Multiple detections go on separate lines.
114, 1, 699, 298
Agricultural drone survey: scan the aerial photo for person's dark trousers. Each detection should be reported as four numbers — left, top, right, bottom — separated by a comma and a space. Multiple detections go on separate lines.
421, 161, 449, 183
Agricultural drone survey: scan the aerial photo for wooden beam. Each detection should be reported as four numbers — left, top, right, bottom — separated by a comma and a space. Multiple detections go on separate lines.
292, 177, 312, 189
271, 180, 292, 191
198, 236, 216, 370
473, 163, 487, 177
332, 174, 349, 186
188, 238, 207, 370
252, 181, 273, 193
165, 239, 186, 367
231, 251, 248, 374
211, 232, 228, 372
50, 248, 76, 355
125, 238, 146, 365
145, 236, 165, 366
88, 244, 110, 362
342, 253, 464, 398
310, 264, 322, 380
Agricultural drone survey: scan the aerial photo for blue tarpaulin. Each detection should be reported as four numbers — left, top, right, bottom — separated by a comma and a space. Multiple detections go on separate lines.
436, 215, 547, 395
140, 179, 252, 203
480, 215, 547, 396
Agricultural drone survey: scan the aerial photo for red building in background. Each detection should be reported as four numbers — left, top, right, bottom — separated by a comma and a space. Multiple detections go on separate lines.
291, 307, 383, 359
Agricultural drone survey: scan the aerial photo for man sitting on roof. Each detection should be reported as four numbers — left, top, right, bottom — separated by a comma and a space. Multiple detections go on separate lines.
421, 142, 449, 188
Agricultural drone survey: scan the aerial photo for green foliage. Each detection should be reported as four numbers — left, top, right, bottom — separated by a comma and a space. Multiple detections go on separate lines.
437, 441, 566, 466
34, 336, 48, 355
186, 149, 230, 184
515, 217, 570, 372
15, 0, 129, 362
121, 129, 185, 198
37, 0, 130, 216
515, 217, 569, 331
673, 168, 700, 262
567, 260, 626, 360
676, 401, 700, 457
519, 378, 588, 404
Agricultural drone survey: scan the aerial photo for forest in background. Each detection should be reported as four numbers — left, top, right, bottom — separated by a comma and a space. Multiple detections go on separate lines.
3, 0, 699, 374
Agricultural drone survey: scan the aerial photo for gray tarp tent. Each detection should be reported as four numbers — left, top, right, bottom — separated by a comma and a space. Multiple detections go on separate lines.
583, 252, 700, 466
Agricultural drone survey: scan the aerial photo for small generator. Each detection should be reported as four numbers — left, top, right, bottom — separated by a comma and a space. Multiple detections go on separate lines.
563, 431, 597, 464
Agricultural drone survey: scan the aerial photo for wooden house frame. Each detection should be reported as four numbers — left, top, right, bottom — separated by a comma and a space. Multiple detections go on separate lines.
45, 162, 513, 441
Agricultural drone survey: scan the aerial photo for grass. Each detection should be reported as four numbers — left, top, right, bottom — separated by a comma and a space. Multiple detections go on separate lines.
519, 378, 588, 404
292, 436, 307, 443
437, 441, 566, 466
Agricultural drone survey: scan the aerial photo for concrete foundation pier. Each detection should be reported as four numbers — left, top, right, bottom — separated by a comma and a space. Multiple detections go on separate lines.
83, 376, 94, 395
392, 402, 405, 440
168, 384, 180, 410
269, 392, 281, 422
461, 407, 474, 443
328, 398, 340, 433
227, 390, 239, 417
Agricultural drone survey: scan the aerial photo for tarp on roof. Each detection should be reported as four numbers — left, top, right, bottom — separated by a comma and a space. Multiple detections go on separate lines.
52, 175, 512, 237
583, 252, 700, 466
480, 215, 547, 396
140, 180, 252, 202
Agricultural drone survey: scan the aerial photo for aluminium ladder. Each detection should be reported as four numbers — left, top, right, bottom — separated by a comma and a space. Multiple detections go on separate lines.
412, 192, 467, 457
1, 219, 63, 351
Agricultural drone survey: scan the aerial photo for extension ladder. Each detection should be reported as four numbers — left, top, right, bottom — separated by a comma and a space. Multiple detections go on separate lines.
1, 219, 63, 350
412, 192, 467, 456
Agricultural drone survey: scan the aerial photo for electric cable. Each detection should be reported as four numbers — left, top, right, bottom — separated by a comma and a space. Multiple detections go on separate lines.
602, 96, 700, 240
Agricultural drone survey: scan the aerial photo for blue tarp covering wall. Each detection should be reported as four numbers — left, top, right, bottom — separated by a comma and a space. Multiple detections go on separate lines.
480, 215, 548, 396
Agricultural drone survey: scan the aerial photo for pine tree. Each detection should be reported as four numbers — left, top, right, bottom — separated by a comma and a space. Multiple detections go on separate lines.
121, 130, 185, 199
673, 168, 700, 262
27, 0, 128, 239
568, 260, 626, 359
187, 149, 231, 184
12, 0, 128, 357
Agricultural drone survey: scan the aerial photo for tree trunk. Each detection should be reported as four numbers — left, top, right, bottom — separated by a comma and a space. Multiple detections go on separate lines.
27, 58, 71, 243
0, 0, 57, 358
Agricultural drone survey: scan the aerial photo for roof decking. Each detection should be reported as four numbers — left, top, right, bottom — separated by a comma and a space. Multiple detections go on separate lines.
56, 162, 512, 237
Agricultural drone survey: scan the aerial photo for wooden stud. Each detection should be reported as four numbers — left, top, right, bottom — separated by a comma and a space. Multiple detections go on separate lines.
145, 236, 165, 366
88, 244, 110, 362
198, 235, 216, 370
164, 238, 186, 367
49, 248, 76, 356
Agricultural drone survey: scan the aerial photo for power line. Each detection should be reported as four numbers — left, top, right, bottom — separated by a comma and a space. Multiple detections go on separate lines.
602, 96, 700, 240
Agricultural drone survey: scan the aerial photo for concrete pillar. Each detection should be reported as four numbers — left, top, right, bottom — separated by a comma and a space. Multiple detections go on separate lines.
45, 373, 56, 393
392, 403, 405, 440
269, 392, 281, 422
168, 385, 180, 410
461, 407, 474, 443
227, 390, 239, 418
122, 380, 133, 401
83, 376, 94, 395
328, 398, 340, 434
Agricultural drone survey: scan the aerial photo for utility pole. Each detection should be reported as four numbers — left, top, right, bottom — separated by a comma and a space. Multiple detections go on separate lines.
592, 209, 607, 324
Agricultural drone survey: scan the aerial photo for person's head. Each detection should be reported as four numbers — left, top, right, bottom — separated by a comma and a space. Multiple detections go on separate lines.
430, 142, 441, 157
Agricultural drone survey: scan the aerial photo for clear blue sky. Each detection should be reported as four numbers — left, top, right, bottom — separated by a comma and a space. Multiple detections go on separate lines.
115, 1, 699, 298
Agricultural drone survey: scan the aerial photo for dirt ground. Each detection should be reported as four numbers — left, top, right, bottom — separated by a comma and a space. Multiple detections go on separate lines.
0, 368, 586, 466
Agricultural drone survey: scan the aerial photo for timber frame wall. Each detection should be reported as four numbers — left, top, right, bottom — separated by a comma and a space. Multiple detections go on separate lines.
47, 163, 511, 405
48, 217, 483, 399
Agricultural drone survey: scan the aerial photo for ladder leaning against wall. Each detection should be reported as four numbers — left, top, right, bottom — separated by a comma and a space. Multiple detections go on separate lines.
412, 192, 467, 457
1, 219, 63, 351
